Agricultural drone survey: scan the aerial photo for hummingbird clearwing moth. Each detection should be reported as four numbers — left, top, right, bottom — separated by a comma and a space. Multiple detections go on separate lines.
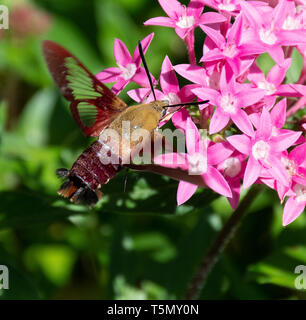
42, 40, 208, 206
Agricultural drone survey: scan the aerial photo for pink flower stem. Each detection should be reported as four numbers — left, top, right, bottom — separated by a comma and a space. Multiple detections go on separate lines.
184, 184, 262, 300
185, 32, 196, 65
286, 96, 306, 118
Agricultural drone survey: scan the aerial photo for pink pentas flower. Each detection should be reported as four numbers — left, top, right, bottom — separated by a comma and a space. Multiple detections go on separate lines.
240, 0, 306, 65
96, 33, 155, 94
279, 143, 306, 198
144, 0, 226, 64
248, 98, 286, 133
261, 141, 306, 201
127, 55, 197, 123
154, 109, 233, 204
203, 0, 241, 14
227, 107, 302, 190
192, 65, 265, 136
200, 14, 264, 74
204, 0, 269, 16
281, 0, 306, 31
247, 58, 301, 106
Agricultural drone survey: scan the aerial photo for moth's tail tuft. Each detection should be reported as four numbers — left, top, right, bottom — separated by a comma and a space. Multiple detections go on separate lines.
57, 168, 103, 206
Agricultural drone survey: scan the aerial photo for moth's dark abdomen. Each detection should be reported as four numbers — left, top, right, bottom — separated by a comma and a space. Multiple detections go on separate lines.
57, 141, 121, 205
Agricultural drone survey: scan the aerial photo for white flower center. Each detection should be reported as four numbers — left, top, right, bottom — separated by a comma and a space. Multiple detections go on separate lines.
218, 0, 236, 12
176, 15, 195, 29
223, 44, 238, 58
220, 93, 237, 114
119, 63, 137, 80
223, 157, 241, 178
282, 15, 302, 30
252, 140, 270, 160
257, 80, 276, 95
163, 92, 181, 105
259, 28, 277, 45
188, 152, 207, 175
293, 184, 306, 202
281, 157, 296, 177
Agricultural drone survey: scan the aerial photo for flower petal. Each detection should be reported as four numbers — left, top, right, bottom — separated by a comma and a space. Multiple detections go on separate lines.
192, 87, 219, 105
227, 179, 241, 210
283, 197, 305, 226
114, 38, 132, 67
243, 155, 261, 189
160, 55, 179, 94
174, 64, 208, 86
268, 46, 285, 65
127, 88, 152, 103
289, 143, 306, 166
270, 98, 286, 129
144, 16, 174, 27
236, 88, 265, 108
209, 107, 230, 134
133, 33, 154, 67
177, 181, 198, 205
227, 134, 251, 155
111, 77, 128, 95
158, 0, 184, 20
227, 14, 243, 45
267, 58, 291, 86
203, 166, 232, 197
132, 68, 156, 87
208, 142, 234, 166
231, 109, 254, 137
200, 25, 225, 49
96, 67, 121, 83
256, 107, 272, 139
198, 12, 226, 25
270, 131, 302, 152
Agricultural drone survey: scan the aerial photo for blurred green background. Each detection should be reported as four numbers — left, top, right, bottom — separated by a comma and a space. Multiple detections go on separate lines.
0, 0, 306, 300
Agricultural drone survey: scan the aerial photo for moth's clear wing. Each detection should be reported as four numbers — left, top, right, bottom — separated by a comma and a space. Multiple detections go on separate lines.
43, 40, 127, 136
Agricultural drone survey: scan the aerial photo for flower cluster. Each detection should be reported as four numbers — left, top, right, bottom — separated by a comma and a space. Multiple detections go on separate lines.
97, 0, 306, 226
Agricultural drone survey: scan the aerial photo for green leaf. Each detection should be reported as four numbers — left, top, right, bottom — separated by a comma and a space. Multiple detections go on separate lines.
248, 246, 306, 290
286, 48, 303, 83
257, 53, 275, 76
0, 191, 77, 230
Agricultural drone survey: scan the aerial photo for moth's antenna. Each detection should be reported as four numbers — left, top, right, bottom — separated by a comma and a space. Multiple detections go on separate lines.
167, 100, 209, 108
138, 41, 157, 101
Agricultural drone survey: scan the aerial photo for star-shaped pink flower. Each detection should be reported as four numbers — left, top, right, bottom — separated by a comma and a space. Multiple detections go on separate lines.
200, 14, 264, 74
144, 0, 226, 64
96, 33, 155, 94
192, 65, 265, 136
227, 107, 302, 189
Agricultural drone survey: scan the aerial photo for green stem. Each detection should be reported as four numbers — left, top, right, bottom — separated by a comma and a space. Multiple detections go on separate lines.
185, 184, 262, 300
